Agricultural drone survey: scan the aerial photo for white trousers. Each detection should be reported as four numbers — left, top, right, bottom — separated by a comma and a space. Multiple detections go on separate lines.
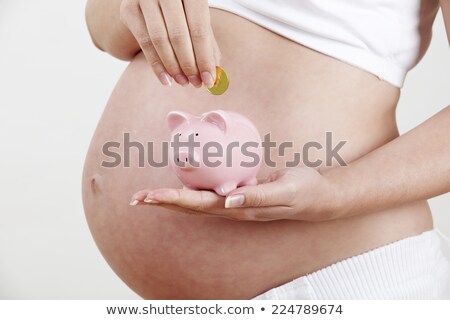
252, 229, 450, 299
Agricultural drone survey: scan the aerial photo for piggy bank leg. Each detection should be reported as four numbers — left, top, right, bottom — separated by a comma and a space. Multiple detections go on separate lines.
214, 182, 237, 196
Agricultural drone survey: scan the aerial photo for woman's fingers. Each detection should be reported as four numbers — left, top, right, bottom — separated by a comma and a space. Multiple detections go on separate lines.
140, 0, 189, 86
224, 180, 296, 209
120, 0, 173, 86
183, 0, 217, 88
153, 203, 291, 221
129, 188, 292, 221
121, 0, 219, 88
158, 0, 204, 87
147, 188, 225, 209
210, 26, 222, 67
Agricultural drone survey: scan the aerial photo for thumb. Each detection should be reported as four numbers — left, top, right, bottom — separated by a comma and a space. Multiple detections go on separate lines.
210, 27, 221, 66
224, 180, 291, 208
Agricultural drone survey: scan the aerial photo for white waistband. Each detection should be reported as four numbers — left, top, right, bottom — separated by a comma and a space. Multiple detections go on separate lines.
253, 229, 450, 299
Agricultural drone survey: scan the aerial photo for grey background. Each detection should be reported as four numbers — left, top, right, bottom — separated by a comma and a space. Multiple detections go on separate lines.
0, 0, 448, 299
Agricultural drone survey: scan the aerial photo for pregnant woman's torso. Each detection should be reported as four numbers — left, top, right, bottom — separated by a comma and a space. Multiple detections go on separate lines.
82, 9, 433, 299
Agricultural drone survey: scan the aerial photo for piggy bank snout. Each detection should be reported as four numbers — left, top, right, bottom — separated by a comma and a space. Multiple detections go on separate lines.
174, 149, 200, 170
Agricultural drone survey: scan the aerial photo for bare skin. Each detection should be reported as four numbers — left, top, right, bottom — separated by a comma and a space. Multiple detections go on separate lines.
82, 3, 450, 299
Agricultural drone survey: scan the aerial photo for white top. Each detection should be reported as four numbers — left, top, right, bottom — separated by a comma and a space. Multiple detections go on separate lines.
208, 0, 440, 88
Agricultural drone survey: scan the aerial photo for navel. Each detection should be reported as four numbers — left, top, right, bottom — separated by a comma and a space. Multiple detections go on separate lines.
90, 173, 103, 194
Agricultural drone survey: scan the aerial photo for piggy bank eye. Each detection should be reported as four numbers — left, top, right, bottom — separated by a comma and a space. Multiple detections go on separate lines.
195, 133, 199, 136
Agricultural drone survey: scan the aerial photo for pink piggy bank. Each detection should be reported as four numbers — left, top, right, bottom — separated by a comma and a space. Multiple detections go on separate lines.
167, 110, 262, 196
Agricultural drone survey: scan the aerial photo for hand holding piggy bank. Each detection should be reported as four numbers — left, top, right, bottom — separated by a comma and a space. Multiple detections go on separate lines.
168, 110, 262, 196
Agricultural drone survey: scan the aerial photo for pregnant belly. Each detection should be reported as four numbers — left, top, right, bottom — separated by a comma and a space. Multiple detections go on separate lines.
82, 9, 432, 299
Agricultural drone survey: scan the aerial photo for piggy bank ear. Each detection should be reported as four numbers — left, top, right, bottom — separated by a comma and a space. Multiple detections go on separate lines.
167, 111, 191, 131
201, 110, 229, 133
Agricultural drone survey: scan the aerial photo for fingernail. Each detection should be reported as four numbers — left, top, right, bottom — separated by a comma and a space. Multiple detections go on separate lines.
129, 199, 139, 206
201, 71, 215, 88
144, 198, 160, 204
174, 74, 189, 86
159, 72, 173, 86
188, 75, 202, 88
225, 194, 245, 208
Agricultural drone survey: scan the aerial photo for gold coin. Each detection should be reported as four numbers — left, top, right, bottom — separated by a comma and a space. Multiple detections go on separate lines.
207, 66, 229, 95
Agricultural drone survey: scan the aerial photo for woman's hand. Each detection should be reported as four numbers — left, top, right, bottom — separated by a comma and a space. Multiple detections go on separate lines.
120, 0, 220, 88
130, 167, 340, 222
